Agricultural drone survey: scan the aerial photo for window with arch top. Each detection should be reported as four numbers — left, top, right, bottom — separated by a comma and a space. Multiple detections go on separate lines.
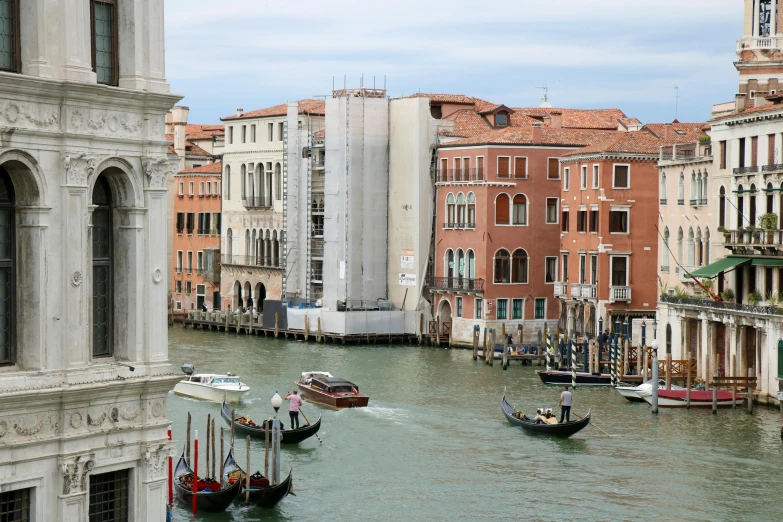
511, 249, 528, 284
467, 192, 476, 226
0, 168, 14, 365
446, 193, 455, 227
495, 193, 510, 225
512, 194, 527, 225
494, 249, 510, 283
456, 193, 466, 225
92, 174, 113, 357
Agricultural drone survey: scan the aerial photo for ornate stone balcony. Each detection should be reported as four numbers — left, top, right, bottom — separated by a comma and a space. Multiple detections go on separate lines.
609, 286, 632, 303
580, 284, 597, 299
554, 282, 568, 298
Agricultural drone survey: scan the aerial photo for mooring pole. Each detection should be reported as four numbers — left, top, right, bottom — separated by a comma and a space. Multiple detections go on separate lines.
219, 427, 225, 485
186, 413, 191, 465
192, 430, 198, 515
245, 435, 251, 503
686, 359, 692, 409
167, 428, 173, 507
205, 414, 210, 479
472, 325, 479, 360
712, 371, 719, 415
571, 338, 577, 388
651, 340, 659, 414
748, 368, 754, 414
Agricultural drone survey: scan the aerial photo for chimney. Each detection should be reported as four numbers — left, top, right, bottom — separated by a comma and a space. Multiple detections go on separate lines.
735, 93, 747, 113
170, 106, 190, 169
236, 108, 244, 117
532, 123, 543, 143
664, 123, 673, 141
550, 110, 562, 129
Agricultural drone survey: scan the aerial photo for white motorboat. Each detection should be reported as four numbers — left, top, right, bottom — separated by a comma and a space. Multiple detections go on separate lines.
615, 380, 684, 402
173, 364, 250, 402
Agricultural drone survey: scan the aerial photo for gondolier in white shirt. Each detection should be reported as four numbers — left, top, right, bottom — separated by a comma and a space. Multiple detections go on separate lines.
559, 386, 573, 423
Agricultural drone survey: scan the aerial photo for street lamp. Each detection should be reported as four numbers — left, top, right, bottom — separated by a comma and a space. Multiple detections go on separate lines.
271, 392, 282, 413
641, 320, 647, 347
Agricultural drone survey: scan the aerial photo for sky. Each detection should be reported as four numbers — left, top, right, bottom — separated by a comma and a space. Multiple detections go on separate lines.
164, 0, 743, 125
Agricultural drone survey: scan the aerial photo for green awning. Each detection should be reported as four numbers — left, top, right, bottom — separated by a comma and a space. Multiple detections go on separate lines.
751, 258, 783, 267
688, 257, 751, 278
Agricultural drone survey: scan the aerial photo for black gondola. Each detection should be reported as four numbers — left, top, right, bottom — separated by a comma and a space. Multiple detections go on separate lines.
536, 369, 611, 386
220, 398, 322, 444
173, 451, 241, 512
223, 450, 292, 508
501, 391, 591, 438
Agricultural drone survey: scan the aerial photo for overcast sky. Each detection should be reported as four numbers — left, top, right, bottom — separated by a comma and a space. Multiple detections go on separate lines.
165, 0, 742, 125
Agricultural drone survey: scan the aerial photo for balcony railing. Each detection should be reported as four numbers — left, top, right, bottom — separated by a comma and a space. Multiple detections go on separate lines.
660, 198, 667, 205
677, 199, 684, 205
435, 168, 485, 183
724, 228, 783, 247
426, 276, 485, 293
661, 293, 783, 316
243, 197, 273, 209
197, 266, 220, 283
580, 284, 597, 299
570, 284, 581, 298
737, 37, 778, 51
443, 222, 476, 230
554, 282, 568, 298
609, 286, 632, 303
689, 199, 698, 206
221, 254, 281, 269
733, 166, 759, 175
762, 163, 783, 173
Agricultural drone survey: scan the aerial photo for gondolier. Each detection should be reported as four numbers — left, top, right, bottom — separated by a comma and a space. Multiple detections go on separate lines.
285, 391, 303, 429
559, 386, 572, 423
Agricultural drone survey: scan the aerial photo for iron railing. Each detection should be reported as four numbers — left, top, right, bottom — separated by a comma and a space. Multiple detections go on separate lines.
435, 168, 485, 183
762, 163, 783, 172
443, 222, 476, 229
221, 254, 281, 268
426, 276, 485, 293
660, 293, 783, 316
733, 166, 759, 175
243, 197, 273, 209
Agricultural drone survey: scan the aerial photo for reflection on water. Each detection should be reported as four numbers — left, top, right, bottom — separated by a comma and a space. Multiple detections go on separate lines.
168, 327, 783, 521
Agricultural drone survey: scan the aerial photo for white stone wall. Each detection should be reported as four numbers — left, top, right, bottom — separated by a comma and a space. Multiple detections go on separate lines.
0, 2, 181, 520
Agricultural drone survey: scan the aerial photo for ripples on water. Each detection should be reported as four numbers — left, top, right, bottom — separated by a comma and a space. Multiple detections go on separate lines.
167, 327, 783, 521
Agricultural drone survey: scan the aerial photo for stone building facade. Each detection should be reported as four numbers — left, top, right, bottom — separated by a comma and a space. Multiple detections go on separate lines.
0, 1, 180, 520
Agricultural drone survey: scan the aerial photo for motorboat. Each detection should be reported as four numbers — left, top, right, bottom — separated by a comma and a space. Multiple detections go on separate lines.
615, 380, 685, 403
641, 389, 742, 408
295, 371, 369, 408
173, 364, 250, 402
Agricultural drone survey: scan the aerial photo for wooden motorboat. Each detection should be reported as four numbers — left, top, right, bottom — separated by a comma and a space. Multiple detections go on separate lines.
537, 369, 611, 386
295, 371, 369, 408
616, 380, 684, 402
173, 364, 250, 402
501, 391, 590, 438
642, 389, 743, 408
220, 398, 322, 444
223, 450, 292, 508
173, 451, 241, 512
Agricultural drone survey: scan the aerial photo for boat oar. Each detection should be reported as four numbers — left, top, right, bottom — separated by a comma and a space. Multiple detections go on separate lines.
298, 408, 322, 444
573, 412, 612, 437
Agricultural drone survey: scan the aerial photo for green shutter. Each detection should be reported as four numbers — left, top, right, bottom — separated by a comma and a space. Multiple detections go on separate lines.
778, 340, 783, 379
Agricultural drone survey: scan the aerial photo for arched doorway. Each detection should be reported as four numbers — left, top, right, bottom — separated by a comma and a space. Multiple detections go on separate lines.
254, 283, 267, 312
244, 281, 252, 310
233, 281, 242, 311
438, 298, 452, 336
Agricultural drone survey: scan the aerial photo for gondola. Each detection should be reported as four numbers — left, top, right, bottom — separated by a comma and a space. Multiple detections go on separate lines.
223, 450, 292, 508
501, 391, 591, 438
173, 451, 241, 512
220, 398, 322, 444
536, 369, 611, 386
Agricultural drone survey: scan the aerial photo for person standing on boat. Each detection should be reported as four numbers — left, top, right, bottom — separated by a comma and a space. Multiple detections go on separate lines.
559, 386, 572, 423
285, 390, 303, 429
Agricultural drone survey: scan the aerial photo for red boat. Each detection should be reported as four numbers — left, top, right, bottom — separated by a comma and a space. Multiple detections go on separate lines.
642, 389, 744, 408
295, 372, 369, 409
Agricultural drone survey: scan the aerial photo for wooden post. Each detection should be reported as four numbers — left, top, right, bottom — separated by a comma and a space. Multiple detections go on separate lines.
245, 436, 251, 503
274, 312, 279, 338
732, 354, 737, 408
637, 346, 643, 379
502, 346, 509, 370
643, 347, 648, 382
472, 327, 479, 360
623, 340, 629, 380
666, 353, 672, 390
748, 368, 754, 414
685, 359, 692, 409
501, 323, 506, 345
220, 427, 225, 484
225, 310, 230, 333
186, 412, 191, 466
418, 313, 423, 345
205, 414, 210, 479
317, 317, 323, 343
651, 352, 659, 414
489, 330, 496, 366
482, 328, 487, 359
211, 418, 216, 480
712, 372, 718, 415
264, 418, 270, 479
192, 430, 198, 515
237, 310, 241, 335
230, 409, 236, 449
436, 315, 441, 345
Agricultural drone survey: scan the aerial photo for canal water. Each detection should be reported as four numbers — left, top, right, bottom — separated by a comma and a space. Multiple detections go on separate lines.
167, 327, 783, 522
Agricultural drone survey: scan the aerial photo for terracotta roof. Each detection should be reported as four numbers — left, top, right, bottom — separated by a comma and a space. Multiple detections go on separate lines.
442, 126, 618, 148
184, 141, 212, 157
643, 122, 709, 141
314, 129, 326, 139
562, 123, 707, 157
439, 109, 491, 137
407, 93, 477, 105
512, 107, 630, 130
185, 123, 224, 140
712, 101, 783, 120
178, 162, 222, 175
222, 99, 325, 121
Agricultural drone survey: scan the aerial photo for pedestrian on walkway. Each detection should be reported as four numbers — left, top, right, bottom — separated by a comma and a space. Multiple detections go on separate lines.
559, 386, 572, 423
285, 390, 303, 429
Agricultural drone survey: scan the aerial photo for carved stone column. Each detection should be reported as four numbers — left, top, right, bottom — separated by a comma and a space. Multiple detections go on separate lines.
16, 206, 50, 370
141, 442, 173, 522
57, 453, 96, 521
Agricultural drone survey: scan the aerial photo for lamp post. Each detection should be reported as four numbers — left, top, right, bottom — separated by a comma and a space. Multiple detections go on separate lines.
598, 316, 604, 371
641, 320, 647, 348
270, 392, 283, 484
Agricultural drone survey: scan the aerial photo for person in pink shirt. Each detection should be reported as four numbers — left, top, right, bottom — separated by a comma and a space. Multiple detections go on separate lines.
284, 390, 303, 429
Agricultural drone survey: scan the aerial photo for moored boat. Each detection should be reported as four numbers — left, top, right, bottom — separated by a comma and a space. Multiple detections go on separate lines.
223, 450, 292, 508
642, 389, 742, 408
220, 398, 322, 443
537, 369, 611, 386
173, 451, 241, 512
616, 380, 685, 402
295, 371, 369, 408
173, 364, 250, 402
501, 391, 590, 438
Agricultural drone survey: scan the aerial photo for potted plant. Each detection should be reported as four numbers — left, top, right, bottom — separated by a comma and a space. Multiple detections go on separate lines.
717, 225, 731, 243
759, 212, 778, 244
748, 290, 763, 306
701, 278, 713, 291
720, 288, 735, 302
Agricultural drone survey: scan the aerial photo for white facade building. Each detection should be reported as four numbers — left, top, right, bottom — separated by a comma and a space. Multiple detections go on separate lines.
0, 1, 181, 520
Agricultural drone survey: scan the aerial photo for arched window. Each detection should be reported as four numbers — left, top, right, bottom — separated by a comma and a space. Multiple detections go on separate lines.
456, 193, 466, 225
247, 166, 254, 200
511, 249, 529, 283
677, 227, 684, 267
702, 172, 708, 203
696, 227, 703, 266
457, 249, 465, 281
662, 227, 670, 271
495, 193, 510, 225
241, 164, 247, 199
467, 192, 476, 227
687, 227, 695, 266
512, 194, 527, 225
750, 183, 757, 225
224, 165, 231, 200
275, 163, 282, 200
257, 229, 265, 265
446, 193, 455, 227
768, 182, 775, 215
257, 164, 265, 205
467, 249, 475, 279
245, 229, 251, 257
719, 186, 726, 228
273, 231, 280, 267
737, 184, 744, 228
705, 228, 711, 265
660, 173, 667, 203
226, 228, 233, 259
666, 324, 672, 354
0, 169, 15, 364
251, 229, 257, 262
678, 173, 684, 203
494, 249, 510, 283
92, 174, 113, 357
690, 172, 696, 203
445, 249, 454, 281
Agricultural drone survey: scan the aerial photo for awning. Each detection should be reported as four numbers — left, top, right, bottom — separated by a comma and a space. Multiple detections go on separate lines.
688, 257, 751, 278
751, 258, 783, 267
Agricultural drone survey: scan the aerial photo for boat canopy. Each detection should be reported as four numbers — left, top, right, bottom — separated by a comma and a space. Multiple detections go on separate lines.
301, 371, 333, 380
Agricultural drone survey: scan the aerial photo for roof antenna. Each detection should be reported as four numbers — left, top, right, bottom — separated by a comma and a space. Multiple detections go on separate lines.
674, 85, 680, 120
536, 85, 551, 108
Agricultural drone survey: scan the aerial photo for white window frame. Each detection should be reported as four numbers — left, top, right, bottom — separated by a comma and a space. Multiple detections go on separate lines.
612, 163, 631, 189
197, 251, 203, 270
456, 296, 463, 318
609, 205, 631, 235
547, 157, 561, 180
590, 254, 598, 284
592, 164, 600, 188
513, 156, 529, 179
176, 301, 182, 310
580, 165, 588, 190
475, 297, 483, 319
563, 167, 570, 191
512, 193, 529, 226
199, 181, 204, 195
545, 197, 559, 224
609, 255, 630, 287
176, 250, 183, 272
511, 298, 524, 320
534, 297, 547, 319
497, 156, 512, 179
544, 256, 558, 284
251, 124, 256, 142
579, 253, 587, 284
268, 122, 274, 142
241, 125, 246, 143
213, 181, 219, 195
188, 181, 194, 196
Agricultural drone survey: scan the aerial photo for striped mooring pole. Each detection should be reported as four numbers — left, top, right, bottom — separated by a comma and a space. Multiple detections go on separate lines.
545, 333, 552, 370
570, 338, 577, 388
609, 334, 616, 387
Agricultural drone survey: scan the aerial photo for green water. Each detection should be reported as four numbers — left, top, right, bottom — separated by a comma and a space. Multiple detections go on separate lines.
167, 327, 783, 522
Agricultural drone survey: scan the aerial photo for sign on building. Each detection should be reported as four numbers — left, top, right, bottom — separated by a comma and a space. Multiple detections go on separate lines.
399, 273, 416, 286
401, 249, 414, 269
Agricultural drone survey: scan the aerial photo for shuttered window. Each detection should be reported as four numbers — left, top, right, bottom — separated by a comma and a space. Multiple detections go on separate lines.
514, 157, 527, 178
176, 213, 184, 234
186, 213, 194, 234
547, 158, 559, 179
495, 194, 510, 225
497, 157, 510, 178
